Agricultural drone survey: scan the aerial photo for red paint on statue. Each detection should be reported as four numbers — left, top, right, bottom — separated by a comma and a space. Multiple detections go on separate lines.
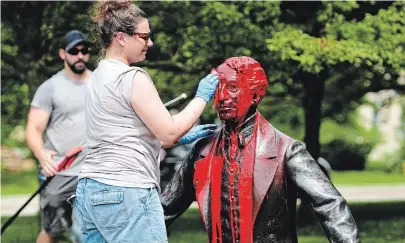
212, 56, 268, 129
210, 154, 224, 243
207, 57, 269, 242
208, 128, 258, 243
236, 131, 256, 243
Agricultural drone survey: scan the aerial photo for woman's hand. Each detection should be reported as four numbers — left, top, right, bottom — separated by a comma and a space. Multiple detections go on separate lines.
195, 74, 219, 104
178, 124, 219, 145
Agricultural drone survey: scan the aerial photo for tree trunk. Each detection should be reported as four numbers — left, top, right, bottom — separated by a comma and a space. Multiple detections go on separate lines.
297, 71, 326, 225
302, 72, 325, 160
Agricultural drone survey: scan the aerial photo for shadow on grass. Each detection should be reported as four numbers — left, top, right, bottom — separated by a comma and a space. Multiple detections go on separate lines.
2, 201, 405, 243
1, 215, 71, 243
298, 201, 405, 243
168, 208, 206, 233
169, 201, 405, 230
350, 201, 405, 220
168, 201, 405, 243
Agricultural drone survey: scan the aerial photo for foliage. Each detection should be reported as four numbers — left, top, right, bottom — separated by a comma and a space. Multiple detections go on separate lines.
264, 1, 405, 158
137, 1, 405, 160
366, 136, 405, 174
1, 23, 30, 131
391, 97, 405, 173
271, 108, 381, 171
319, 113, 380, 170
320, 116, 380, 145
366, 95, 405, 173
1, 1, 95, 131
2, 2, 404, 169
321, 139, 371, 170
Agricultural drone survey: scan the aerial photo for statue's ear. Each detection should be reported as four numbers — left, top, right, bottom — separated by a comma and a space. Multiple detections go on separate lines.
252, 93, 261, 106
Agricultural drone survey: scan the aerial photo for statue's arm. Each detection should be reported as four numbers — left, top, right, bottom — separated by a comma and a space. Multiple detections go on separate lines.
160, 141, 204, 228
286, 141, 360, 243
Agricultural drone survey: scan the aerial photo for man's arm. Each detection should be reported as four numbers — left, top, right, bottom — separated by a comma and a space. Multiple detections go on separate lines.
160, 140, 205, 228
286, 141, 360, 243
26, 107, 58, 176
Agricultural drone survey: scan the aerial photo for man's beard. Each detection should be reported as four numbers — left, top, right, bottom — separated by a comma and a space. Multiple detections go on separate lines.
68, 60, 87, 74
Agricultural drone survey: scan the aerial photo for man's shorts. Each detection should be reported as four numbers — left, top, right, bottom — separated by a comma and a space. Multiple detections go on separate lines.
40, 175, 78, 237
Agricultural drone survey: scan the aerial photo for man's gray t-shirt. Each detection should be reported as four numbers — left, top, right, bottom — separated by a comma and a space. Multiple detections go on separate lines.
31, 70, 90, 176
79, 59, 161, 191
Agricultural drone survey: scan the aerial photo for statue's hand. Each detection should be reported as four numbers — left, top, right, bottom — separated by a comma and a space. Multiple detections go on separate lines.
178, 124, 218, 145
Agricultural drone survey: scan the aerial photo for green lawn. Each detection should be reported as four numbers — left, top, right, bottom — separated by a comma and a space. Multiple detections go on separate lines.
1, 168, 404, 196
2, 202, 405, 243
331, 171, 405, 186
1, 168, 39, 195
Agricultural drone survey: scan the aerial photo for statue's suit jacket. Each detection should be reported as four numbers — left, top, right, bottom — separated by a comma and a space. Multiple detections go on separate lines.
161, 113, 360, 243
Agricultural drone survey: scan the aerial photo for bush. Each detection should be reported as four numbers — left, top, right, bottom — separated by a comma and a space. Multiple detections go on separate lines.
366, 96, 405, 173
367, 140, 405, 174
1, 123, 28, 148
320, 139, 374, 170
319, 114, 380, 171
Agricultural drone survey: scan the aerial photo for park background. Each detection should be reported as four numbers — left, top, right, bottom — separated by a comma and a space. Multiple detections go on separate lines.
1, 1, 404, 242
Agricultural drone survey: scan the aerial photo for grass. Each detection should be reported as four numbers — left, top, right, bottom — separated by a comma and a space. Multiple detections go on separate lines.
1, 168, 39, 195
1, 215, 71, 243
331, 171, 405, 186
2, 202, 405, 243
1, 167, 404, 196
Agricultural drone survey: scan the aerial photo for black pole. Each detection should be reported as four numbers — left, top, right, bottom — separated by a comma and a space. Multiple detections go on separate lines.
1, 176, 53, 234
1, 146, 82, 235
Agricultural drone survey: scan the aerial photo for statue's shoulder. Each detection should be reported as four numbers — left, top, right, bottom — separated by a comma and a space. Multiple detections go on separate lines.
272, 125, 295, 143
257, 114, 296, 150
194, 132, 219, 157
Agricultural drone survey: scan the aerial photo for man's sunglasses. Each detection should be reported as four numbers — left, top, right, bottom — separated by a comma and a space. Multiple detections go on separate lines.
67, 47, 90, 55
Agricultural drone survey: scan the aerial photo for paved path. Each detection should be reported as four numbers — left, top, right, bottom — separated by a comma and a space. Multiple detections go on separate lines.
2, 184, 405, 217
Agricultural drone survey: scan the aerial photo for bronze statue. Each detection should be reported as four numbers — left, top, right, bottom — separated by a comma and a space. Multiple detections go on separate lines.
161, 56, 360, 243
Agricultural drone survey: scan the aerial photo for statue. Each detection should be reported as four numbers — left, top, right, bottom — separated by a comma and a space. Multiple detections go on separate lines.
160, 56, 360, 243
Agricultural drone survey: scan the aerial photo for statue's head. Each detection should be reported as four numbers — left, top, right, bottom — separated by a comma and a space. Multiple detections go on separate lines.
212, 56, 268, 125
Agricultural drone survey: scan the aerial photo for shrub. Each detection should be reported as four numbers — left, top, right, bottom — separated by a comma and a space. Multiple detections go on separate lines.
367, 140, 405, 174
320, 139, 373, 170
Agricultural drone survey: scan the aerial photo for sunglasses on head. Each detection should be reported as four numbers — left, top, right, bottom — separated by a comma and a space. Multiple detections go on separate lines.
67, 47, 90, 55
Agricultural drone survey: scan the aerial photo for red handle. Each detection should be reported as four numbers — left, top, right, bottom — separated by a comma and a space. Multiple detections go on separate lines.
57, 146, 83, 172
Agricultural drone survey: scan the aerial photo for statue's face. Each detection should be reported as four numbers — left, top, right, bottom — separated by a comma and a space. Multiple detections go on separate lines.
213, 65, 254, 124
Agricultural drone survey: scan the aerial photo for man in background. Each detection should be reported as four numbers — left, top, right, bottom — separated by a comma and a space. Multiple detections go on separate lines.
26, 30, 91, 243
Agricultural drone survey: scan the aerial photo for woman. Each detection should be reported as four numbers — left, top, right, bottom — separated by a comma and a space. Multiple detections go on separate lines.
73, 1, 218, 242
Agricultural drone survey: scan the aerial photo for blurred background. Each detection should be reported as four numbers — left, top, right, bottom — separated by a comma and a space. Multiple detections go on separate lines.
1, 1, 404, 243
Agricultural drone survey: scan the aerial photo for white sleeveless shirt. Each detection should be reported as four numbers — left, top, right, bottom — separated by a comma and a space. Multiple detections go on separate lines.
79, 59, 161, 191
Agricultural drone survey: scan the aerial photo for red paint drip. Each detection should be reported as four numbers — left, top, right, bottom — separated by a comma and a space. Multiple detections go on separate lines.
210, 154, 224, 243
229, 133, 238, 243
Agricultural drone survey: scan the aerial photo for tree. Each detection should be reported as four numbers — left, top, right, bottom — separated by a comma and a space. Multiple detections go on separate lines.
137, 1, 281, 122
265, 1, 405, 159
1, 1, 94, 135
138, 1, 405, 160
2, 1, 404, 162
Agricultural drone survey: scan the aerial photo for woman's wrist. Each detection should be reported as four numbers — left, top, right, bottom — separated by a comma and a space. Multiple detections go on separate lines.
193, 96, 208, 105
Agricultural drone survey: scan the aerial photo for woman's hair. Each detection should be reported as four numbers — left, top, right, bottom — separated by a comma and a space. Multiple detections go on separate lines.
92, 0, 147, 48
